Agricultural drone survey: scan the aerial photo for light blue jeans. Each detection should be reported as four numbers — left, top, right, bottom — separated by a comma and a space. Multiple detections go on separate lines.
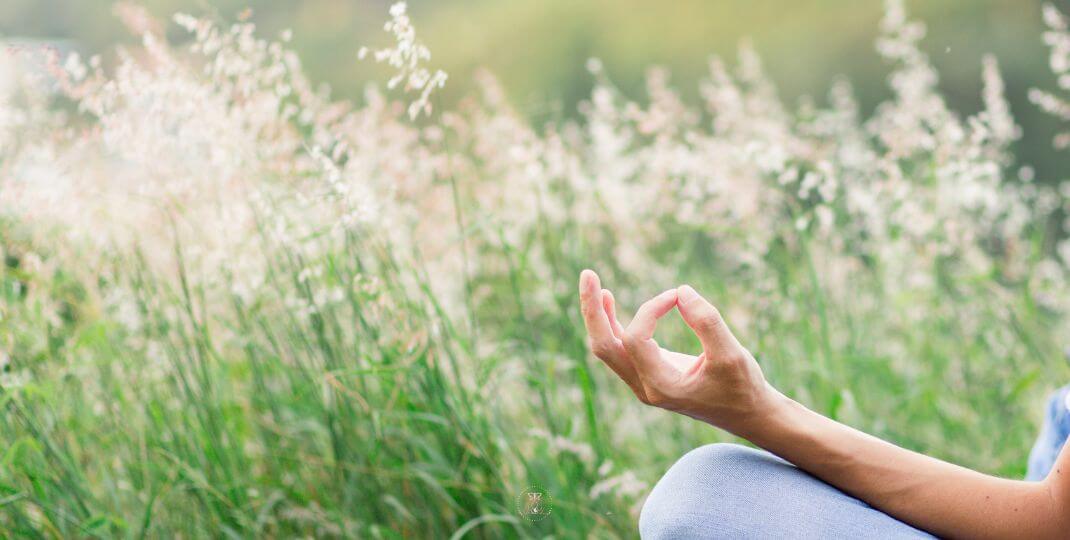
639, 385, 1070, 539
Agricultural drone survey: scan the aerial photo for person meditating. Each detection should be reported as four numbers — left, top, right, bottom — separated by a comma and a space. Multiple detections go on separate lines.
578, 270, 1070, 539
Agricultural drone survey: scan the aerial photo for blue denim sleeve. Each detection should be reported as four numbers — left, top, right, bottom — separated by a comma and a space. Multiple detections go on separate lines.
1026, 384, 1070, 481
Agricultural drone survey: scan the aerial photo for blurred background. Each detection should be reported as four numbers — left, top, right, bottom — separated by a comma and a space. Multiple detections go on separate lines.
2, 2, 1066, 535
1, 0, 1065, 178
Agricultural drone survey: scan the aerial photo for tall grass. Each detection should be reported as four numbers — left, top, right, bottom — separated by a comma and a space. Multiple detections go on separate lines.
2, 0, 1070, 537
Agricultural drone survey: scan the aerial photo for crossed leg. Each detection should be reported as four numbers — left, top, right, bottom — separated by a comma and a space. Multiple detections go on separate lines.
638, 443, 934, 539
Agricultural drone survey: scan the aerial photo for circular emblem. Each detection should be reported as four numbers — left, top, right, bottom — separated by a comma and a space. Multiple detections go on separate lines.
515, 485, 553, 522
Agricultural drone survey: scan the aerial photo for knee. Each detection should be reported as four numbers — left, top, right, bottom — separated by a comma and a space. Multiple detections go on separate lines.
639, 444, 783, 538
1041, 385, 1070, 449
1047, 385, 1070, 427
1029, 385, 1070, 480
663, 443, 772, 480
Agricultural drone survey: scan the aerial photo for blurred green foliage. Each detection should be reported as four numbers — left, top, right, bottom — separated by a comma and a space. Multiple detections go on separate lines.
2, 0, 1066, 178
3, 2, 1069, 535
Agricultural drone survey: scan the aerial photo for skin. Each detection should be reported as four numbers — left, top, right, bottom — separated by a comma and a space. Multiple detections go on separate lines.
578, 269, 1070, 539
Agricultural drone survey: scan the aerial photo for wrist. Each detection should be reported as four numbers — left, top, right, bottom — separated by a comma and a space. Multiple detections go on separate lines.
724, 384, 799, 443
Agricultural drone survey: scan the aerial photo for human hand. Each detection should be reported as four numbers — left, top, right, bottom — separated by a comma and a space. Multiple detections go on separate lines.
578, 269, 778, 433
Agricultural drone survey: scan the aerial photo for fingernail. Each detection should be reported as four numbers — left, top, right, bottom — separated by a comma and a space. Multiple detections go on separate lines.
678, 284, 698, 303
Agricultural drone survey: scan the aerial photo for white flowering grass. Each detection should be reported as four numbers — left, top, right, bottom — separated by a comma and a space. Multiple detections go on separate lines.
358, 1, 448, 120
1, 0, 1069, 536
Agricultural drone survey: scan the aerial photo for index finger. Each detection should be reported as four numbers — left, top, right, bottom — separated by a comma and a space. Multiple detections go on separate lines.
625, 288, 679, 341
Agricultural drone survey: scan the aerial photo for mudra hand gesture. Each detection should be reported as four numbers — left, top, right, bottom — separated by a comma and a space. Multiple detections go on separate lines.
579, 269, 1070, 540
578, 269, 776, 434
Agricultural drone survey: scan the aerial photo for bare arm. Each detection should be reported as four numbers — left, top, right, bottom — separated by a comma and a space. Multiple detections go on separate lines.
744, 392, 1070, 539
578, 269, 1070, 539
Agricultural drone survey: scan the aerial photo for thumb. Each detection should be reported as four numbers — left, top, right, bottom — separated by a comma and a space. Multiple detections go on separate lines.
676, 284, 741, 356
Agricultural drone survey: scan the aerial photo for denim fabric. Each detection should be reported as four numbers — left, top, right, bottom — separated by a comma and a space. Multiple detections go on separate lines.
639, 385, 1070, 539
1026, 384, 1070, 481
638, 444, 935, 539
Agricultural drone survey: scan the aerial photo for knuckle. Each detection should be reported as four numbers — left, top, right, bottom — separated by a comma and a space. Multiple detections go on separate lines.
710, 349, 749, 370
645, 392, 666, 407
695, 309, 724, 331
589, 339, 614, 358
634, 390, 652, 405
730, 347, 753, 363
590, 337, 616, 357
634, 381, 664, 406
724, 351, 748, 366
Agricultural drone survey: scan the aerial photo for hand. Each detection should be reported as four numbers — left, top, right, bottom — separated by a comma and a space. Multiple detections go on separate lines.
578, 269, 778, 434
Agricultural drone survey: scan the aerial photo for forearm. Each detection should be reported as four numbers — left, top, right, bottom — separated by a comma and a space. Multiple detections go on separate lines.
735, 390, 1070, 540
576, 272, 1070, 537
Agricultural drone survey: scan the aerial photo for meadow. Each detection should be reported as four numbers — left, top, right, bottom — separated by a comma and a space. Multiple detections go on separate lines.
3, 1, 1070, 537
